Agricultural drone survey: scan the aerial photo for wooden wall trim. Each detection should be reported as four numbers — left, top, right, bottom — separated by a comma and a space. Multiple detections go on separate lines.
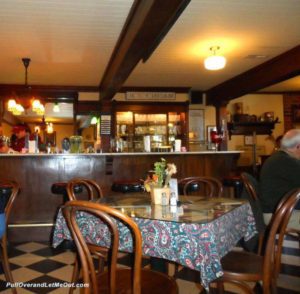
120, 86, 191, 93
99, 0, 191, 101
206, 45, 300, 106
0, 84, 98, 96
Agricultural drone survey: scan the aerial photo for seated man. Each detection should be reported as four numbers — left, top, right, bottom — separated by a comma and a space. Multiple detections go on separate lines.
260, 129, 300, 230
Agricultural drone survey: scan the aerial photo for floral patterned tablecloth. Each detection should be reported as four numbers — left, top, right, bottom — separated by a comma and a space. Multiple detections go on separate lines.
52, 199, 256, 289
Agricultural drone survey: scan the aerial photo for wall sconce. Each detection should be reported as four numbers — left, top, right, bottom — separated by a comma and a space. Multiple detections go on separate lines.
46, 123, 54, 134
204, 46, 226, 70
90, 116, 99, 125
53, 103, 60, 113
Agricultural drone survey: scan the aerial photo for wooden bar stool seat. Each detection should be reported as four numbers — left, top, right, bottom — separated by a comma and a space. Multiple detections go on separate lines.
111, 180, 144, 193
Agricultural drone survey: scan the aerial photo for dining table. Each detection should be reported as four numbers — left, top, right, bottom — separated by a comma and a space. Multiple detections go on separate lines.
52, 194, 257, 290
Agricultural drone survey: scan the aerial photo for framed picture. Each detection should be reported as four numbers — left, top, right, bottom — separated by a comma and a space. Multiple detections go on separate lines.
292, 105, 300, 123
244, 135, 254, 146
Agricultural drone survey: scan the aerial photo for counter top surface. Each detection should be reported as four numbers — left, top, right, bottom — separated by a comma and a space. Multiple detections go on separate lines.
0, 151, 242, 157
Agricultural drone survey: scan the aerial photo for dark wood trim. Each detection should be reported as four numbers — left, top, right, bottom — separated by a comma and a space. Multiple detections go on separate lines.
120, 86, 191, 93
256, 91, 300, 95
0, 84, 99, 94
99, 0, 191, 101
112, 100, 189, 112
206, 45, 300, 106
75, 101, 101, 115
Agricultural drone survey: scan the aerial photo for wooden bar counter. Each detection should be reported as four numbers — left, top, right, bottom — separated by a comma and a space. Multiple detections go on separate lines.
0, 151, 241, 242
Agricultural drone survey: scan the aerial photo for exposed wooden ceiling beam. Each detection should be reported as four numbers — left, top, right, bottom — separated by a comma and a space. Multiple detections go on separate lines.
99, 0, 191, 101
206, 45, 300, 106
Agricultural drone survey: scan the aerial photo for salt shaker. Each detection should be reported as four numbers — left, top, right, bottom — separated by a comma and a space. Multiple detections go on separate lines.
161, 192, 168, 206
170, 192, 177, 206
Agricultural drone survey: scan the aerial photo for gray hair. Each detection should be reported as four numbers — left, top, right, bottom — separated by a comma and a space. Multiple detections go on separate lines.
281, 129, 300, 150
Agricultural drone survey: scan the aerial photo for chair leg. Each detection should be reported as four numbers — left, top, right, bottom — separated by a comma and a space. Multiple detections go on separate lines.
1, 236, 17, 294
98, 256, 105, 273
69, 255, 80, 294
209, 282, 224, 294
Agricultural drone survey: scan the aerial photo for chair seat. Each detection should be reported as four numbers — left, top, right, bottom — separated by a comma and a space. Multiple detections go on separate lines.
221, 250, 263, 281
97, 268, 178, 294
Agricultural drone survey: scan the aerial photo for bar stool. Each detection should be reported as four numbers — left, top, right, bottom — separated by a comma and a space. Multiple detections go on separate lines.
51, 182, 83, 203
222, 175, 243, 198
111, 180, 144, 193
178, 178, 200, 195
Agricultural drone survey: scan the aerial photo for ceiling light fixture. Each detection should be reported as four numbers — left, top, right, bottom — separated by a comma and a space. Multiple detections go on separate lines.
204, 46, 226, 70
7, 58, 45, 116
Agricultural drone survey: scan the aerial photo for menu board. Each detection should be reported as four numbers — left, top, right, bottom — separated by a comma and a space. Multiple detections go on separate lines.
100, 114, 111, 135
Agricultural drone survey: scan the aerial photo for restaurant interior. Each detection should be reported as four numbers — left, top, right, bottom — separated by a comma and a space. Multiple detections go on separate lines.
0, 1, 299, 293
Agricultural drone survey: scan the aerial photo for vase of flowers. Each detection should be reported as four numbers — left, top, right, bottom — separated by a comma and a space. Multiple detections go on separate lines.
144, 158, 177, 205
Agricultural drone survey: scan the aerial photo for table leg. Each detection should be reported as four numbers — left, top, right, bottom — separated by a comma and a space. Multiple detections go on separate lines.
150, 257, 167, 273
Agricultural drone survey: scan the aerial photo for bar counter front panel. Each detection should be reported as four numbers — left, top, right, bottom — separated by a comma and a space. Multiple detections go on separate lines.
0, 152, 241, 242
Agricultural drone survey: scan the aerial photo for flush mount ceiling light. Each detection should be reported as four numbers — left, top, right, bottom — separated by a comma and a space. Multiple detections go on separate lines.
204, 46, 226, 70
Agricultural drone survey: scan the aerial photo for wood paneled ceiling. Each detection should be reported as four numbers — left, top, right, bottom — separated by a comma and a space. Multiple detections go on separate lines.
0, 0, 299, 99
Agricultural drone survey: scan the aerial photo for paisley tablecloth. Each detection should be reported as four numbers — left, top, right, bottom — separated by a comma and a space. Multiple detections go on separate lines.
52, 201, 256, 289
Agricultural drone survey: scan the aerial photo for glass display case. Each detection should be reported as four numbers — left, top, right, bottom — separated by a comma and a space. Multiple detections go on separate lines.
116, 111, 186, 152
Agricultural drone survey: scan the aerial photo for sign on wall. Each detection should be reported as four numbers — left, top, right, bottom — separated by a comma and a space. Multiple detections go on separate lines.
100, 114, 111, 135
126, 91, 176, 101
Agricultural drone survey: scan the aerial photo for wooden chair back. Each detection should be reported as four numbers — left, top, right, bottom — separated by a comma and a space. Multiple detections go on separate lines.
0, 180, 20, 294
179, 176, 223, 198
262, 188, 300, 292
240, 173, 259, 201
240, 172, 266, 254
0, 180, 20, 225
63, 200, 143, 294
67, 178, 103, 201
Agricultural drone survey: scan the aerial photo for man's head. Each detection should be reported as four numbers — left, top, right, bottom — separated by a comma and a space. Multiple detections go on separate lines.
281, 129, 300, 159
12, 124, 29, 139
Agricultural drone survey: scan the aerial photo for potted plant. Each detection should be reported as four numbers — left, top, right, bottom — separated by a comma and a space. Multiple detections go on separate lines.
144, 158, 177, 205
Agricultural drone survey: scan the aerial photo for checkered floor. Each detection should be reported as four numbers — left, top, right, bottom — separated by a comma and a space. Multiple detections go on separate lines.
0, 238, 299, 293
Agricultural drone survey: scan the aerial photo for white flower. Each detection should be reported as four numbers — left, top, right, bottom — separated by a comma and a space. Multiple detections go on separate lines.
166, 163, 177, 176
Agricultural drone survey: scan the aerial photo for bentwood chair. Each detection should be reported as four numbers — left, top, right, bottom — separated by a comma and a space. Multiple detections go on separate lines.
179, 176, 223, 198
66, 178, 105, 293
210, 188, 300, 294
63, 200, 178, 294
0, 180, 19, 294
240, 173, 266, 254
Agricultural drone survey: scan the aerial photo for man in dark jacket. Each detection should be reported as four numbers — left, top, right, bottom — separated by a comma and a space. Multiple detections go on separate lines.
260, 129, 300, 230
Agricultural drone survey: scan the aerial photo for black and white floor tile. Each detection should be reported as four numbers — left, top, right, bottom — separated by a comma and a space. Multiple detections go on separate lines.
0, 236, 299, 293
